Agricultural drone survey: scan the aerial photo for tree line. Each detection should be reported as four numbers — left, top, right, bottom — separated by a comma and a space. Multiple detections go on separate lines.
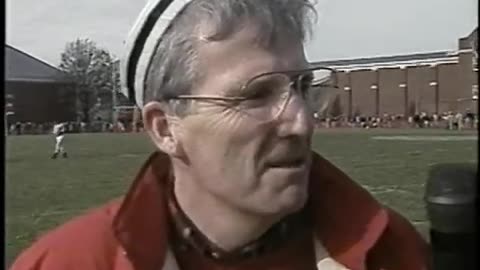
58, 38, 121, 123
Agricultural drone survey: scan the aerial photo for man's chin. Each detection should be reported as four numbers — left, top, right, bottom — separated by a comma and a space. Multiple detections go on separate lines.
281, 188, 309, 212
264, 187, 309, 216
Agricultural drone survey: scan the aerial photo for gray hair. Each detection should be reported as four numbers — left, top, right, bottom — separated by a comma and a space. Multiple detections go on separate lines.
144, 0, 317, 112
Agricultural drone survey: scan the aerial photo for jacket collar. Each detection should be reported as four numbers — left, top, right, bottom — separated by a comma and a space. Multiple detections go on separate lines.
112, 151, 388, 270
112, 152, 171, 270
309, 153, 388, 269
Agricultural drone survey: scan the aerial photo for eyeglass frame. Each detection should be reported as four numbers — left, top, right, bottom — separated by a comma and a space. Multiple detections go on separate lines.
162, 66, 339, 121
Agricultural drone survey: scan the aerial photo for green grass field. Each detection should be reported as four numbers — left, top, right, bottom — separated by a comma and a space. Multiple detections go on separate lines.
6, 129, 478, 265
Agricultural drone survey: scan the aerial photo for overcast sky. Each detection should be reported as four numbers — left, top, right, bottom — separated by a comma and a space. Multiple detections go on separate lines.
6, 0, 478, 66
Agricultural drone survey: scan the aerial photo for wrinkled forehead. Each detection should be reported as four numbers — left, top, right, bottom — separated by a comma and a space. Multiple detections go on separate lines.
195, 24, 309, 91
197, 21, 307, 61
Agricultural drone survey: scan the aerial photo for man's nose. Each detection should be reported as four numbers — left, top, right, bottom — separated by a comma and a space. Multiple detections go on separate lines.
276, 93, 313, 137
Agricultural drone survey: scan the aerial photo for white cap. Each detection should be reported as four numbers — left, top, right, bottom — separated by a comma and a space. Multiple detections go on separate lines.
120, 0, 193, 108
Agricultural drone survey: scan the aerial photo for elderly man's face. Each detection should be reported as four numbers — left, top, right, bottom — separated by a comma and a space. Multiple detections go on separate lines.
174, 26, 314, 216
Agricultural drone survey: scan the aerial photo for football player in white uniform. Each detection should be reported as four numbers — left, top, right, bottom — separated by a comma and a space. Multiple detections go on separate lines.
51, 122, 68, 159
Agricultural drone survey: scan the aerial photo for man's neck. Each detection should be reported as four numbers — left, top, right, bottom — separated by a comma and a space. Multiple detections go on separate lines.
172, 167, 282, 251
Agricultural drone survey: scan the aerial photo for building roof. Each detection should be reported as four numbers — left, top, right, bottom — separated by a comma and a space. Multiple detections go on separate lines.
467, 27, 478, 41
459, 27, 478, 50
312, 51, 459, 71
314, 27, 478, 71
5, 45, 72, 83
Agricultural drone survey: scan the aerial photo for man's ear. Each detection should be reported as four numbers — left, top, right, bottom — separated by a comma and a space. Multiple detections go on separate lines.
142, 101, 182, 157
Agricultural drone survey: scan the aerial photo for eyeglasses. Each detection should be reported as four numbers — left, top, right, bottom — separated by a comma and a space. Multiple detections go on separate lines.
165, 66, 339, 122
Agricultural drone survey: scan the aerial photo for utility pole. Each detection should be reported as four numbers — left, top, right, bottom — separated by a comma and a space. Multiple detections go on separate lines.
429, 64, 439, 115
111, 60, 119, 125
399, 66, 409, 116
344, 70, 352, 118
370, 68, 380, 117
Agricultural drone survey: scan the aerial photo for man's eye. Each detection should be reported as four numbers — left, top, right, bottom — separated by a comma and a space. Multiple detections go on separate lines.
244, 87, 273, 100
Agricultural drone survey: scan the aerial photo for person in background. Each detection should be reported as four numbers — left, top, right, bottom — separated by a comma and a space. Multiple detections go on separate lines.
447, 111, 454, 130
432, 113, 439, 128
464, 109, 474, 129
51, 122, 68, 159
454, 111, 463, 130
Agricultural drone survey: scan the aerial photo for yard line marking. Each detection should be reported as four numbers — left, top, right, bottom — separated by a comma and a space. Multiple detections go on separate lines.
372, 135, 477, 141
362, 183, 425, 190
411, 220, 428, 225
369, 188, 415, 195
119, 153, 141, 158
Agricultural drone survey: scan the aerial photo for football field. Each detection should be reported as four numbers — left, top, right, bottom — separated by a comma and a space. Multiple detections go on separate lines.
5, 129, 477, 265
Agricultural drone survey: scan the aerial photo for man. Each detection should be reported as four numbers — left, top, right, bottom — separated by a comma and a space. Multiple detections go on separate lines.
51, 122, 68, 159
464, 109, 474, 129
11, 0, 429, 269
455, 111, 464, 130
15, 121, 22, 135
447, 111, 454, 130
432, 113, 439, 128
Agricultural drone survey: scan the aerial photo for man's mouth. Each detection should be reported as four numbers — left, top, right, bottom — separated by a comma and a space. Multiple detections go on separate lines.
266, 157, 307, 168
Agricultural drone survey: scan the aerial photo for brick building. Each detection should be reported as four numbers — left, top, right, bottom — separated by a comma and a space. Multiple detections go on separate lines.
313, 28, 478, 118
5, 45, 77, 124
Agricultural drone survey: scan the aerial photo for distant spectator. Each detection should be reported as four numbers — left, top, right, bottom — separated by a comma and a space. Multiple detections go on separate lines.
432, 113, 439, 128
117, 121, 125, 132
37, 124, 44, 134
455, 112, 463, 130
420, 113, 430, 128
80, 122, 87, 133
413, 114, 421, 128
15, 122, 21, 135
447, 112, 454, 130
465, 110, 475, 129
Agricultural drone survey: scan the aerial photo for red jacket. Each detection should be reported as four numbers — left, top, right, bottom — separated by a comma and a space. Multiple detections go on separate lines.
10, 152, 430, 270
